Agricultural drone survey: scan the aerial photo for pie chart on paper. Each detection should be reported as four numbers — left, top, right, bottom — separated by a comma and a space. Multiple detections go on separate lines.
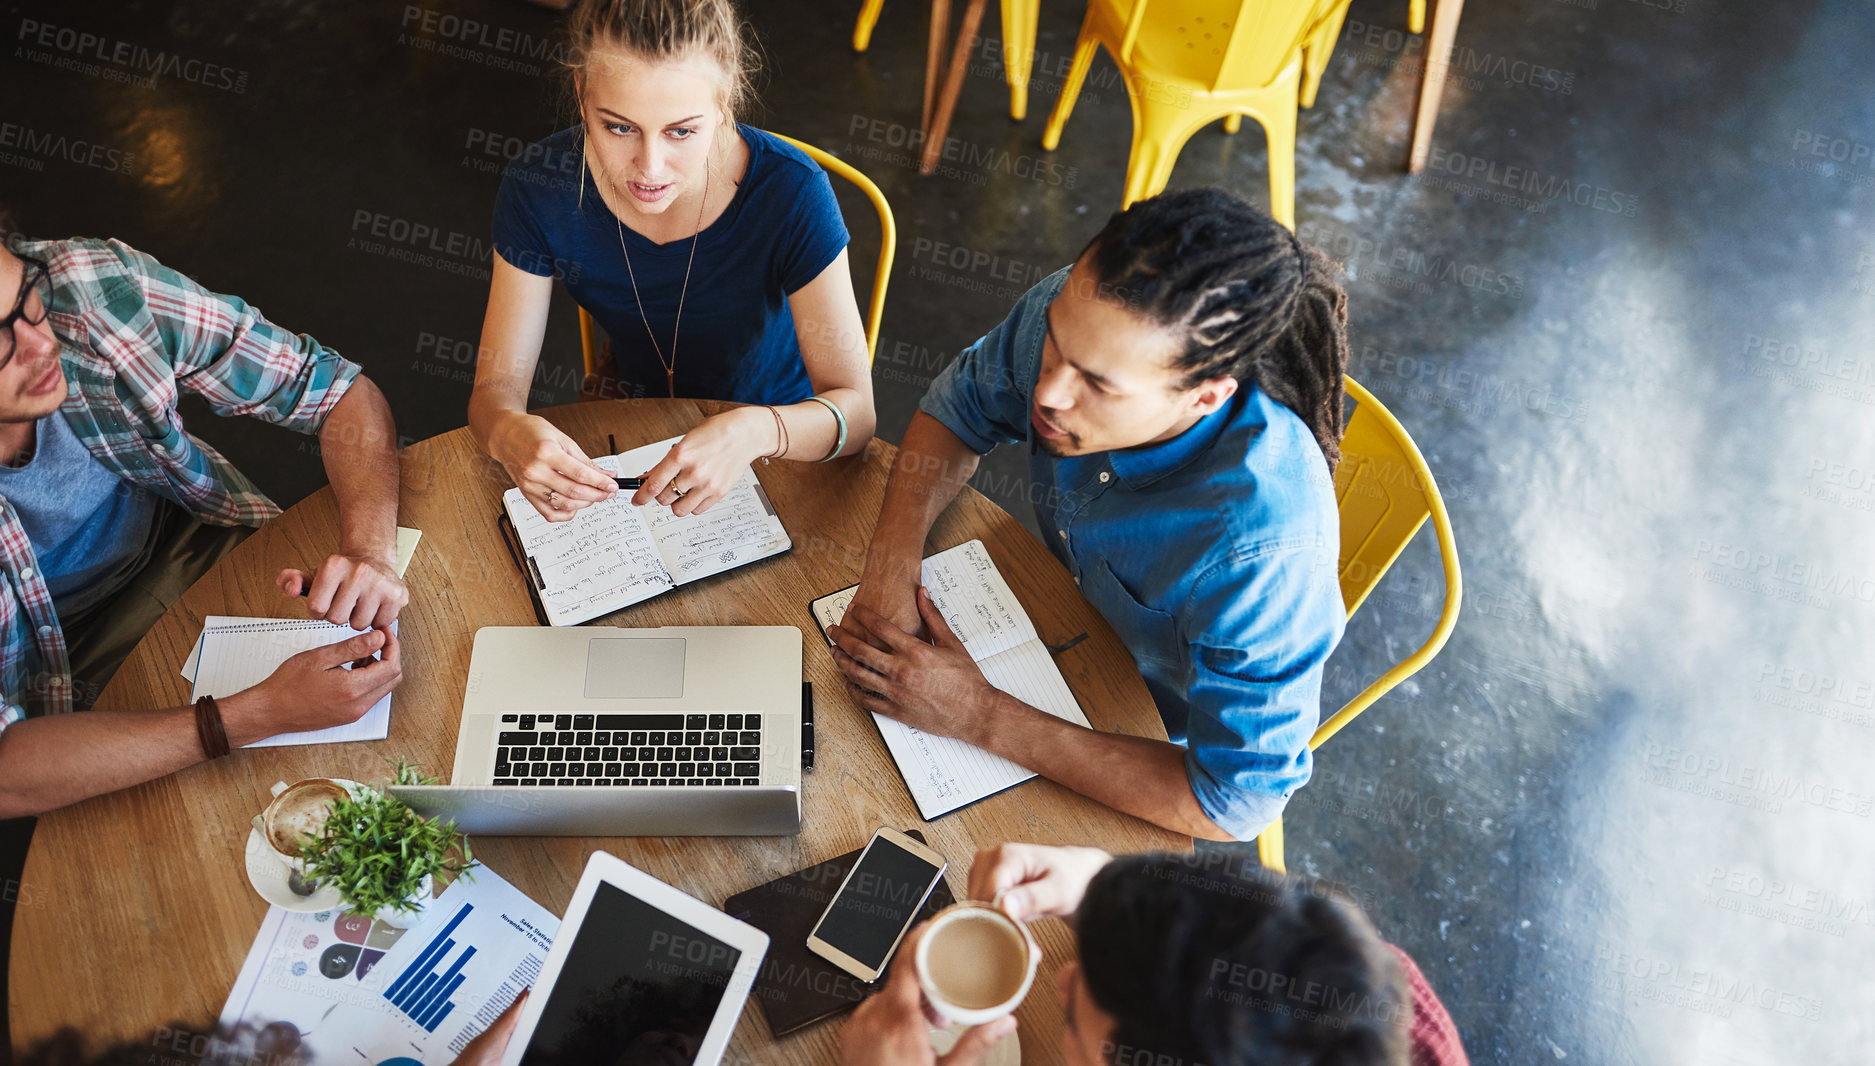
376, 1059, 425, 1066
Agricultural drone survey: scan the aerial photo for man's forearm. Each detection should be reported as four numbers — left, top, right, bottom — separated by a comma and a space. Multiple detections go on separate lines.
319, 377, 401, 562
0, 689, 272, 818
964, 692, 1235, 841
864, 412, 981, 579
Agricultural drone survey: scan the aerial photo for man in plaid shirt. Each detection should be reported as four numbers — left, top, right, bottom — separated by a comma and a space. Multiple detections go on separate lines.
0, 216, 408, 817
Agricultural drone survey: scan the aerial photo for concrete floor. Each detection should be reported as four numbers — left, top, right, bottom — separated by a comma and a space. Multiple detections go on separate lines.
6, 0, 1875, 1062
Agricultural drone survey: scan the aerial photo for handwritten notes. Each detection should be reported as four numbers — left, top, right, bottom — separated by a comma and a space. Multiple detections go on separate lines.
504, 437, 791, 626
513, 456, 672, 624
810, 540, 1092, 820
645, 472, 790, 582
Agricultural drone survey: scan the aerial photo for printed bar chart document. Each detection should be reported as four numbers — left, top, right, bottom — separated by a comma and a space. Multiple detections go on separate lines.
217, 864, 560, 1064
810, 539, 1092, 820
371, 869, 559, 1054
503, 436, 792, 626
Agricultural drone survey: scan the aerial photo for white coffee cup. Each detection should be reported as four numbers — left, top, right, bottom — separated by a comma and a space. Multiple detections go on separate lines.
915, 901, 1041, 1026
259, 778, 350, 872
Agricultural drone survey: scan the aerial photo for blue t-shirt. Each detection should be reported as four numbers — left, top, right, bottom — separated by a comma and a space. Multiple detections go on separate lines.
0, 412, 158, 618
492, 126, 850, 405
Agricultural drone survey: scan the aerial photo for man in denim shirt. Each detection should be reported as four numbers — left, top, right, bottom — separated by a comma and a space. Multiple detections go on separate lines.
830, 190, 1348, 840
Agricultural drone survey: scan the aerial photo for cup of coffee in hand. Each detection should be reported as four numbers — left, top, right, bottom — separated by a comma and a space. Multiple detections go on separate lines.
914, 901, 1041, 1026
260, 778, 349, 869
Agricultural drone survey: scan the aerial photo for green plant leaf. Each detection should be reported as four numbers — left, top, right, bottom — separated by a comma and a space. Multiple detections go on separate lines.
299, 762, 473, 915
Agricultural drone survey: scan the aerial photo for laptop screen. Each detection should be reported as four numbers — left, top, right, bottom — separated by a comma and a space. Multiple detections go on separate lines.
519, 881, 743, 1065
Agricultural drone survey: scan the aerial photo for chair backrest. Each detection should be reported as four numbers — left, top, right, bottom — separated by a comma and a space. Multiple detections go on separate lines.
773, 133, 895, 365
578, 131, 896, 377
1118, 0, 1324, 93
1315, 375, 1463, 748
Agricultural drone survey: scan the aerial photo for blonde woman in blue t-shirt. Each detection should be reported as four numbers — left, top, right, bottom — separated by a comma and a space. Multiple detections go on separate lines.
469, 0, 875, 521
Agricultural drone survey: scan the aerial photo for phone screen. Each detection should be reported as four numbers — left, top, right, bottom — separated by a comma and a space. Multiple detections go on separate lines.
813, 836, 944, 972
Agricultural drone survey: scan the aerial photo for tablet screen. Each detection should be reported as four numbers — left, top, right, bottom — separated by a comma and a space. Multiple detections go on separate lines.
520, 881, 743, 1065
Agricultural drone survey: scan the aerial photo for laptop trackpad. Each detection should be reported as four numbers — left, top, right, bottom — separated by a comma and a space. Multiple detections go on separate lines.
584, 638, 686, 699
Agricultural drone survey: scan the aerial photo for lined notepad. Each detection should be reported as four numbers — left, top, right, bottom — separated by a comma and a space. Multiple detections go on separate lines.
179, 526, 421, 683
188, 618, 399, 748
810, 539, 1091, 820
504, 436, 792, 626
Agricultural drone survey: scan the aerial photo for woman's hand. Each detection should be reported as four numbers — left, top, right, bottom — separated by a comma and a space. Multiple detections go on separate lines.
452, 992, 527, 1065
486, 410, 616, 521
632, 407, 771, 516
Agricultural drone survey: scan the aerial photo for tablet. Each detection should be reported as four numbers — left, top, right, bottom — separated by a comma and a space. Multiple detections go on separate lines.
501, 851, 771, 1066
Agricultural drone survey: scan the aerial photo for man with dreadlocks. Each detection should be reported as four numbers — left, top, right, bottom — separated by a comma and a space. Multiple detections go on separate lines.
829, 188, 1349, 841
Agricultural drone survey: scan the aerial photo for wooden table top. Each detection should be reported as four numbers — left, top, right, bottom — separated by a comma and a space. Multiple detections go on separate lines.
9, 399, 1185, 1061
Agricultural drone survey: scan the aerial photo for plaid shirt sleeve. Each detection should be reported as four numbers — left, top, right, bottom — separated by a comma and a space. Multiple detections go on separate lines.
1388, 945, 1471, 1066
99, 240, 360, 432
0, 237, 368, 722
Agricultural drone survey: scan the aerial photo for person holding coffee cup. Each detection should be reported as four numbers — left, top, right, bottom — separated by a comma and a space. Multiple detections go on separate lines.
440, 845, 1466, 1066
839, 844, 1469, 1066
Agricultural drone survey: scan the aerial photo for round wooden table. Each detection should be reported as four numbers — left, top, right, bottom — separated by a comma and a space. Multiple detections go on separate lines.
9, 399, 1184, 1061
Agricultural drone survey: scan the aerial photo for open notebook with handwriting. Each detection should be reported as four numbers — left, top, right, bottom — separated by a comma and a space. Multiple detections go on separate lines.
501, 435, 792, 626
810, 539, 1092, 820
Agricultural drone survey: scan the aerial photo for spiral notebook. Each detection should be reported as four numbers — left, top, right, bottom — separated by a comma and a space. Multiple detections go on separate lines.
809, 540, 1091, 820
187, 618, 400, 748
500, 436, 792, 627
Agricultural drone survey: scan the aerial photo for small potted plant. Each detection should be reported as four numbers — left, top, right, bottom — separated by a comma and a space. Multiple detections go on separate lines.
299, 759, 475, 920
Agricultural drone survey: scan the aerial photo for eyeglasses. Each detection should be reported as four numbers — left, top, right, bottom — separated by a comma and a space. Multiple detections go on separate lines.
0, 256, 51, 373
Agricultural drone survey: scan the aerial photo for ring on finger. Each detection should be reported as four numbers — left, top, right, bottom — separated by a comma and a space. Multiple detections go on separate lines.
545, 489, 560, 505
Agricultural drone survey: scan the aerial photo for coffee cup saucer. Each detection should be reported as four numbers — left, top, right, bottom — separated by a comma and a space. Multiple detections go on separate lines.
244, 778, 372, 913
930, 1022, 1022, 1066
244, 826, 345, 913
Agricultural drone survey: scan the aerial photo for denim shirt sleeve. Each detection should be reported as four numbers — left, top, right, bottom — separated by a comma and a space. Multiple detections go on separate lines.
1181, 539, 1346, 840
917, 267, 1067, 454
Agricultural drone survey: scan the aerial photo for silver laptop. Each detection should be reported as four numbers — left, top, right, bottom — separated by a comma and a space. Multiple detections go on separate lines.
392, 626, 803, 836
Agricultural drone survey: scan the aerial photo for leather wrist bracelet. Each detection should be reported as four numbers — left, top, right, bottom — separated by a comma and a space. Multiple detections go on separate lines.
194, 695, 231, 760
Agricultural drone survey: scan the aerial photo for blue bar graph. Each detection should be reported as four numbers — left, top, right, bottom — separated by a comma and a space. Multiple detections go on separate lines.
383, 903, 477, 1032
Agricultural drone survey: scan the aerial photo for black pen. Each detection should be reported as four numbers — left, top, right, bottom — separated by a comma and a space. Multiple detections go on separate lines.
606, 436, 643, 491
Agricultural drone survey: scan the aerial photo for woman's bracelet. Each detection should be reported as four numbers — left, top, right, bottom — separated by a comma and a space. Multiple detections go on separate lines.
764, 405, 789, 462
806, 395, 847, 462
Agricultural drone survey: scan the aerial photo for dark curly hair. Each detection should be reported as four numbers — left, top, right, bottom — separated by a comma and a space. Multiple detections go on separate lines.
1082, 188, 1350, 469
1076, 852, 1410, 1066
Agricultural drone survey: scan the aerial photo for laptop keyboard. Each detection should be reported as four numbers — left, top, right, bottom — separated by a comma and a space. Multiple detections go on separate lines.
491, 713, 763, 787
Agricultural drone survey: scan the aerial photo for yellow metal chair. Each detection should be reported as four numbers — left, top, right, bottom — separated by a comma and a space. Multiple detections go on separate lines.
1040, 0, 1325, 227
1299, 0, 1354, 109
579, 132, 896, 380
1300, 0, 1426, 111
851, 0, 1042, 120
1255, 376, 1463, 872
